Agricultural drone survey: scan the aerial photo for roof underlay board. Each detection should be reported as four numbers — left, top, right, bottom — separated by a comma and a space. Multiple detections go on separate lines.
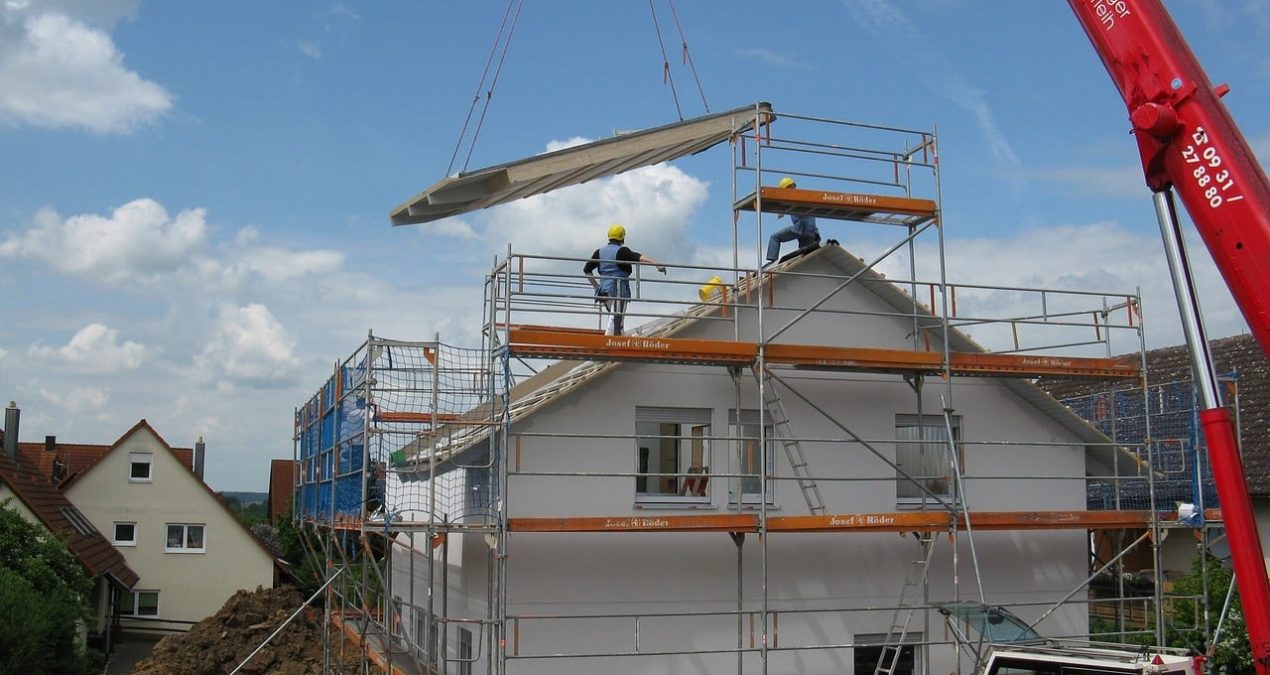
389, 102, 772, 225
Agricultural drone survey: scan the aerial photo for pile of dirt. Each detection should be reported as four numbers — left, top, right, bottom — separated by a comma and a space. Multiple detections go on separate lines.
132, 586, 358, 675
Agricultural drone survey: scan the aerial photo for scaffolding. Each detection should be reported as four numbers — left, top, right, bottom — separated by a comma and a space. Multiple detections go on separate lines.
298, 105, 1222, 674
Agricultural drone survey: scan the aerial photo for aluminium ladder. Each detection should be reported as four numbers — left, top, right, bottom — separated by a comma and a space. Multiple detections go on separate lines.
740, 364, 826, 515
873, 534, 937, 675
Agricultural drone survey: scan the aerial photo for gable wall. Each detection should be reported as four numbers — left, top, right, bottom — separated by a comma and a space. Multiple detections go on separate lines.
65, 427, 273, 632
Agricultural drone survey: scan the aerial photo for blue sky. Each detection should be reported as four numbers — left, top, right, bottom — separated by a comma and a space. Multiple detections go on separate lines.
2, 0, 1269, 490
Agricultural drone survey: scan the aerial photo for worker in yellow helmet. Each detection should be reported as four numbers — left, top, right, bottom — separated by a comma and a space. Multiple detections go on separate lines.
584, 224, 666, 336
765, 176, 820, 266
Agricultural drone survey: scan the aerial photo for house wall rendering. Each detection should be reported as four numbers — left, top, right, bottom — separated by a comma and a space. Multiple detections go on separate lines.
64, 424, 274, 633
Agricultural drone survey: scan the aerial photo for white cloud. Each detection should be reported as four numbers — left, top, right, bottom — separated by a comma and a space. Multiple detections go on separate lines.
841, 0, 1023, 194
0, 198, 207, 283
38, 385, 109, 410
735, 47, 810, 70
240, 247, 344, 282
28, 322, 147, 372
0, 8, 171, 133
482, 161, 708, 261
860, 220, 1245, 352
297, 40, 321, 59
195, 303, 300, 388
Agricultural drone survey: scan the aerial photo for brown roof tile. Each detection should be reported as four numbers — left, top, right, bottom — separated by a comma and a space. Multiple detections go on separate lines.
1040, 333, 1270, 496
0, 453, 139, 588
18, 433, 193, 488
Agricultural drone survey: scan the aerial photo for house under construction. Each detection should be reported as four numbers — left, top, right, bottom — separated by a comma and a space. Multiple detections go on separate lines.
293, 104, 1224, 674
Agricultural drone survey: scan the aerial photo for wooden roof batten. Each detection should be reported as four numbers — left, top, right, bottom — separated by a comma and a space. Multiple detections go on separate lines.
505, 328, 1141, 380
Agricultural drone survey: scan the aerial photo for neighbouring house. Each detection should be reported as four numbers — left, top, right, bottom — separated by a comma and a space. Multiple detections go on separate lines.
1043, 333, 1270, 577
0, 406, 140, 652
268, 458, 297, 525
381, 244, 1147, 675
18, 420, 276, 635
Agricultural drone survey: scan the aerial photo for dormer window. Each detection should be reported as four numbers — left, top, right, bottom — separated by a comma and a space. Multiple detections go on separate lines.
129, 452, 153, 482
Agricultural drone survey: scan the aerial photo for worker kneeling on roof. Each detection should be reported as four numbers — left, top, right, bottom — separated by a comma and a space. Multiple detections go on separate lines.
584, 224, 666, 336
765, 176, 820, 266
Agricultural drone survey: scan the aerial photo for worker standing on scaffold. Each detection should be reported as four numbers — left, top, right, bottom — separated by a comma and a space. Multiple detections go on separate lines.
765, 176, 820, 266
584, 224, 666, 336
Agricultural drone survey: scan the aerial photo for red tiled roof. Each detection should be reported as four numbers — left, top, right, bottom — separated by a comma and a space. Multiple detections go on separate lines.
268, 459, 297, 524
0, 452, 139, 588
18, 434, 193, 489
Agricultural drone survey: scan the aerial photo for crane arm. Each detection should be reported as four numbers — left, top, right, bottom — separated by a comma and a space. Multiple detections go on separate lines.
1068, 1, 1270, 669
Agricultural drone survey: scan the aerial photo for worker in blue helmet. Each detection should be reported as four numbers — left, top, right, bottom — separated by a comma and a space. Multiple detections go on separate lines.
584, 224, 666, 336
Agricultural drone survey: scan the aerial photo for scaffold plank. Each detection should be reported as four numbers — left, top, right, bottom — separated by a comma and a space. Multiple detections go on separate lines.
734, 187, 938, 227
507, 329, 1140, 379
507, 510, 1221, 533
509, 514, 758, 532
374, 411, 494, 425
333, 613, 424, 675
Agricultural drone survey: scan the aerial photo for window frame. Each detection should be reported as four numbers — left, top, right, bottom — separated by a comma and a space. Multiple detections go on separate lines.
895, 414, 962, 507
164, 522, 206, 553
728, 409, 776, 507
853, 631, 923, 675
634, 407, 713, 505
120, 589, 160, 618
113, 521, 137, 547
129, 452, 153, 482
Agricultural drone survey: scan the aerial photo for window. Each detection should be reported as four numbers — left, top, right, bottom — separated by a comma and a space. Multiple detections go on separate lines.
59, 506, 98, 536
895, 414, 960, 504
120, 590, 159, 618
729, 409, 774, 505
854, 632, 922, 675
113, 522, 137, 546
165, 523, 206, 552
635, 407, 711, 502
129, 452, 153, 481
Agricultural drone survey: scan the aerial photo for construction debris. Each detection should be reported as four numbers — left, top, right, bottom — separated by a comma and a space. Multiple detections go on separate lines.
131, 586, 358, 675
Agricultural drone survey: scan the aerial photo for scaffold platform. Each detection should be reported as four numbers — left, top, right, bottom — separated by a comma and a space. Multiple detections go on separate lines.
734, 186, 938, 227
506, 328, 1141, 379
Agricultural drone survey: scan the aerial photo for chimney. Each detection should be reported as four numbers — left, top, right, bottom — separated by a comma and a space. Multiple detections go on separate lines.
194, 436, 206, 480
45, 435, 56, 453
3, 402, 18, 465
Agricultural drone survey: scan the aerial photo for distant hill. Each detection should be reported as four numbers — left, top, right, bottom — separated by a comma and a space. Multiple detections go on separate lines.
221, 491, 268, 506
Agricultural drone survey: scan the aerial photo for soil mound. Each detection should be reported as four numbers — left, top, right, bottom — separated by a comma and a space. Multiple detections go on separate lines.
131, 586, 357, 675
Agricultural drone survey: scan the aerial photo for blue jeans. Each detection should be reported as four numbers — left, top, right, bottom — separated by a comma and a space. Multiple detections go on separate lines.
766, 226, 820, 263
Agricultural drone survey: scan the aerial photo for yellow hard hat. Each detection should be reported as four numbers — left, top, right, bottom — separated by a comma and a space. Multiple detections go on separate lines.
607, 224, 626, 241
778, 177, 797, 189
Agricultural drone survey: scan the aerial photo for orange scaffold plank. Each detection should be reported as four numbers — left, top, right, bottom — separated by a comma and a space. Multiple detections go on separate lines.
509, 514, 758, 533
734, 187, 938, 226
507, 510, 1221, 533
375, 411, 492, 425
507, 329, 1140, 379
333, 613, 420, 675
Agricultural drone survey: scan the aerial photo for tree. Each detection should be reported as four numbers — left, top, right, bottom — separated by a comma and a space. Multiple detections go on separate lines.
0, 500, 94, 675
1167, 554, 1251, 674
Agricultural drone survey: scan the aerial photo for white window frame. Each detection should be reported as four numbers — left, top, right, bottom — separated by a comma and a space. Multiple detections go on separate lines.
895, 414, 962, 507
634, 407, 712, 505
129, 452, 153, 482
729, 409, 776, 507
113, 521, 137, 547
120, 589, 160, 618
164, 523, 206, 553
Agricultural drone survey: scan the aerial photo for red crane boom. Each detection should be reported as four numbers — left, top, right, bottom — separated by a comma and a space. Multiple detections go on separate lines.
1068, 1, 1270, 670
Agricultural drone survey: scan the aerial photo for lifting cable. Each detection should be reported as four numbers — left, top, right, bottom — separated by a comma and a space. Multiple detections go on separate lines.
665, 0, 709, 114
446, 0, 526, 177
646, 0, 683, 121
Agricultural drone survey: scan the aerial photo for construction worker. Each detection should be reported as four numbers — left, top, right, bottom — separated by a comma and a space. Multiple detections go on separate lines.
584, 224, 666, 336
764, 176, 820, 266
